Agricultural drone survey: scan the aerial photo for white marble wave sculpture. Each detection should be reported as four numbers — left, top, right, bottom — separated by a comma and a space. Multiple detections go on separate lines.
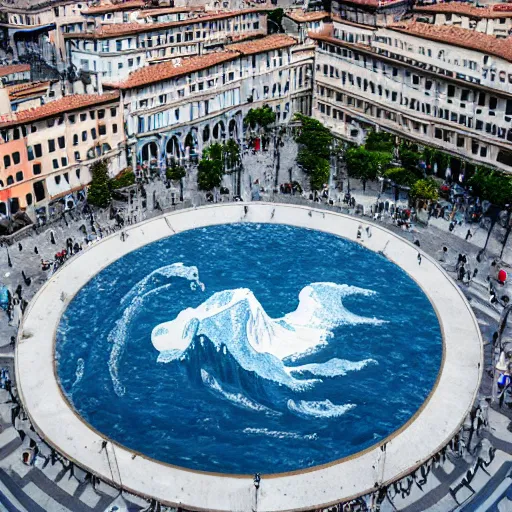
152, 283, 383, 392
108, 263, 205, 396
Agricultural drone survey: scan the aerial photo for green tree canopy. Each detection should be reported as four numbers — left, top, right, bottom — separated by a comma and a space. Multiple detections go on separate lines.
468, 167, 512, 206
293, 113, 333, 190
383, 167, 418, 187
166, 162, 186, 181
267, 8, 284, 33
110, 169, 135, 190
410, 178, 439, 202
365, 131, 394, 153
294, 113, 331, 160
223, 138, 241, 170
87, 160, 111, 207
345, 146, 392, 190
197, 159, 223, 191
245, 105, 276, 130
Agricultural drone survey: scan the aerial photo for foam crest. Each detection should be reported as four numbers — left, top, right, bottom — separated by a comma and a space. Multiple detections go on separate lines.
121, 263, 204, 306
108, 264, 204, 396
201, 370, 280, 416
242, 428, 318, 440
287, 399, 356, 418
72, 358, 85, 388
287, 358, 377, 378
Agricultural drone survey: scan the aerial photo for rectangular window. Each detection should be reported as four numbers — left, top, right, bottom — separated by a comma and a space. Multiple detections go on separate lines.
80, 113, 87, 122
61, 157, 68, 167
69, 114, 76, 124
99, 125, 106, 136
58, 136, 65, 149
74, 151, 81, 161
27, 146, 34, 161
110, 108, 117, 117
112, 124, 118, 134
52, 158, 59, 169
82, 131, 87, 142
15, 170, 23, 182
34, 144, 42, 158
48, 139, 55, 153
91, 128, 97, 139
33, 163, 41, 175
98, 109, 105, 119
12, 151, 20, 164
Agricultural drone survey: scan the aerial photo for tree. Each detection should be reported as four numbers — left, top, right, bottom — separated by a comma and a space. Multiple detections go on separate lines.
87, 160, 111, 207
197, 159, 223, 191
245, 105, 276, 131
383, 167, 418, 187
399, 146, 422, 174
410, 178, 439, 202
166, 162, 186, 181
468, 167, 512, 207
294, 113, 331, 160
197, 142, 227, 191
345, 146, 392, 192
293, 114, 333, 191
223, 138, 241, 170
365, 131, 394, 153
267, 8, 284, 34
309, 158, 330, 191
110, 169, 135, 189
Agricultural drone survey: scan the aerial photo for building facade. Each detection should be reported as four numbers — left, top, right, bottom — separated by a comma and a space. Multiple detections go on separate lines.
65, 9, 269, 81
0, 92, 126, 221
105, 34, 313, 170
311, 16, 512, 172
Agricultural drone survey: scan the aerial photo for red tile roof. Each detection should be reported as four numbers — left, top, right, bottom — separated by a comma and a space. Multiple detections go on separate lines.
0, 92, 120, 128
0, 64, 30, 78
285, 9, 329, 22
67, 9, 269, 39
138, 6, 205, 18
83, 1, 146, 15
226, 34, 297, 55
105, 52, 237, 90
340, 0, 407, 8
7, 81, 50, 99
414, 3, 512, 19
389, 21, 512, 63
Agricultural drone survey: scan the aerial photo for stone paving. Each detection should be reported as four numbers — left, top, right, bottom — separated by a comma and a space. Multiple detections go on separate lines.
0, 156, 510, 510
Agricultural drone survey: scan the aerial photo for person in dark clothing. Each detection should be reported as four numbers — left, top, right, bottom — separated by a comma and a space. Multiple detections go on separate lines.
465, 230, 472, 241
458, 265, 465, 281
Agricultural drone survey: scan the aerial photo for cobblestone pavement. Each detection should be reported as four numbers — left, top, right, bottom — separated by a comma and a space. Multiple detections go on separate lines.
0, 166, 510, 511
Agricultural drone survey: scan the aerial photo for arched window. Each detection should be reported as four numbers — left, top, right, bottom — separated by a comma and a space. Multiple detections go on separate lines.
6, 176, 14, 185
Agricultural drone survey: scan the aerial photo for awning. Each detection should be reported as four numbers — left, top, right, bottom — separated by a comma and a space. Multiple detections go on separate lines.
12, 23, 55, 35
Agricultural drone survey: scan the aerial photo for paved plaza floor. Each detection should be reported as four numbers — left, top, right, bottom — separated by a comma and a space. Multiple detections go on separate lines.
0, 175, 510, 511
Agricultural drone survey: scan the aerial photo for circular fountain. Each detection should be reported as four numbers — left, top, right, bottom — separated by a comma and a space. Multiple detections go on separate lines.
16, 203, 482, 511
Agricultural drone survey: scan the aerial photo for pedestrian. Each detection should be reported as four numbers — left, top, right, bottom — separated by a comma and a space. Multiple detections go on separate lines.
439, 246, 448, 262
34, 246, 38, 255
449, 221, 455, 232
365, 226, 372, 238
414, 239, 420, 247
50, 231, 56, 245
458, 264, 465, 281
357, 225, 362, 240
465, 229, 472, 241
17, 242, 22, 251
417, 253, 422, 265
21, 270, 31, 287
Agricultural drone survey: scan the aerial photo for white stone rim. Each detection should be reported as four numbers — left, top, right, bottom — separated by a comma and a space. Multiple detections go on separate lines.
16, 203, 482, 512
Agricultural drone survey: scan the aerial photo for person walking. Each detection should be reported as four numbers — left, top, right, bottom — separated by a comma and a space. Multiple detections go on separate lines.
417, 253, 422, 265
465, 229, 472, 241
